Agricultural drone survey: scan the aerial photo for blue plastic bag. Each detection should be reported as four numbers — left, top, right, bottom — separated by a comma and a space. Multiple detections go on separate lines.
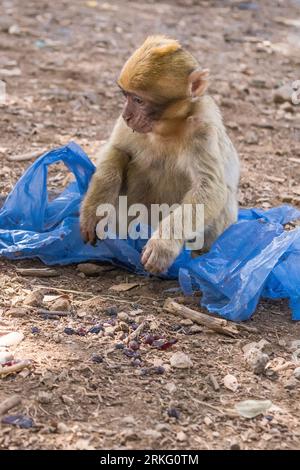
0, 142, 190, 276
0, 142, 299, 321
179, 207, 300, 321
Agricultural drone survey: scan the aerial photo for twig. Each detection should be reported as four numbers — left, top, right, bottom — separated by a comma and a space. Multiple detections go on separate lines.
236, 323, 258, 334
272, 361, 295, 372
37, 309, 69, 317
124, 321, 147, 344
173, 296, 201, 306
187, 392, 225, 415
36, 286, 134, 304
16, 268, 59, 277
36, 286, 94, 296
208, 373, 220, 391
0, 360, 32, 377
163, 299, 239, 337
0, 395, 22, 415
7, 148, 47, 162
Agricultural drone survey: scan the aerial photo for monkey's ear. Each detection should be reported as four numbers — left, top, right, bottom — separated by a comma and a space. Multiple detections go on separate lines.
188, 68, 209, 97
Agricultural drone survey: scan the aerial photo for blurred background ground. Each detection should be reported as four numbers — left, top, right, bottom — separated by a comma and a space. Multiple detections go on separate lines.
0, 0, 300, 450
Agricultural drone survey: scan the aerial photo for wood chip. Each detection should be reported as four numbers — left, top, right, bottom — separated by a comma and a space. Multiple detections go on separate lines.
288, 157, 300, 164
7, 148, 47, 162
163, 299, 239, 337
0, 395, 22, 415
265, 175, 286, 183
109, 282, 140, 292
0, 360, 32, 377
124, 321, 147, 344
208, 373, 220, 391
0, 332, 24, 347
77, 263, 114, 275
36, 309, 69, 317
16, 267, 59, 277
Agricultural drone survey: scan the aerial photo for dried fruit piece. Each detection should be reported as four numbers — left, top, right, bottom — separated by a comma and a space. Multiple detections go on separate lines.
2, 414, 34, 429
152, 338, 177, 350
167, 408, 180, 419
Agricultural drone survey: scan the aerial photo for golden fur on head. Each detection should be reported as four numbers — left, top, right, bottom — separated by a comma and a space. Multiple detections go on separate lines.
118, 35, 199, 102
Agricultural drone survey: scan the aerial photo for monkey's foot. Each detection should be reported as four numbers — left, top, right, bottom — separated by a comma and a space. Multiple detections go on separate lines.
141, 238, 181, 274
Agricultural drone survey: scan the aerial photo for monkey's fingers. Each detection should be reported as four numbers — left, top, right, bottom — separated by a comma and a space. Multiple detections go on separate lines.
142, 250, 164, 274
80, 222, 97, 246
141, 245, 152, 266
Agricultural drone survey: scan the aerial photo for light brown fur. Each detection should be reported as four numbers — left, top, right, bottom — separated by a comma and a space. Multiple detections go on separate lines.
80, 36, 240, 273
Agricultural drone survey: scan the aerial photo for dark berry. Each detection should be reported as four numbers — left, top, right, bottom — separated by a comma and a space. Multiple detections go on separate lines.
91, 354, 103, 364
128, 340, 139, 351
167, 407, 180, 419
31, 327, 40, 334
64, 327, 75, 335
105, 306, 118, 316
88, 325, 103, 334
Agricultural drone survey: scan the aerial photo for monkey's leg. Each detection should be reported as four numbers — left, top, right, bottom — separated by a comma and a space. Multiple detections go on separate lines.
80, 146, 129, 244
141, 179, 228, 274
141, 210, 184, 274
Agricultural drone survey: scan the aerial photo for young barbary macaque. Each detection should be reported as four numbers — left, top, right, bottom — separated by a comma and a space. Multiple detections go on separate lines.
80, 35, 240, 274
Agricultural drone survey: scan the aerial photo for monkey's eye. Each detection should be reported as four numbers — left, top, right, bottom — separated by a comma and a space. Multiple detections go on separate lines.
133, 96, 143, 105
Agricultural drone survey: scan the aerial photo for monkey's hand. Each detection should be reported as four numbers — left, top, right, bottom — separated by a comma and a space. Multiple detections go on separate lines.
80, 203, 100, 245
141, 238, 182, 274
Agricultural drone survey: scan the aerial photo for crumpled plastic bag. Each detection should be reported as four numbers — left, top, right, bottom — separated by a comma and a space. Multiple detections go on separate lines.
0, 142, 299, 321
0, 142, 190, 277
179, 206, 300, 321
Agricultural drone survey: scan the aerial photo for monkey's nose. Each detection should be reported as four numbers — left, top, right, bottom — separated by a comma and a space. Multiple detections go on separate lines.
123, 112, 132, 123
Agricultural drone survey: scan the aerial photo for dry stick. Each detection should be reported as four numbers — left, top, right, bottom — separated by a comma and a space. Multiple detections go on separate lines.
0, 360, 32, 377
163, 299, 239, 337
173, 296, 257, 333
16, 268, 59, 277
187, 392, 225, 415
208, 373, 220, 391
36, 286, 134, 304
272, 361, 295, 372
235, 323, 258, 334
124, 321, 147, 344
0, 395, 22, 415
7, 148, 47, 162
36, 309, 69, 317
173, 296, 201, 306
36, 286, 94, 296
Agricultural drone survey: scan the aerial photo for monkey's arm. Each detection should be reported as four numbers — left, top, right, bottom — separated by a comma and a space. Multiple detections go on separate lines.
80, 141, 130, 244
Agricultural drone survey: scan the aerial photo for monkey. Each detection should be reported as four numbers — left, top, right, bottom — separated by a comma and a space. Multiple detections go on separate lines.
80, 35, 240, 274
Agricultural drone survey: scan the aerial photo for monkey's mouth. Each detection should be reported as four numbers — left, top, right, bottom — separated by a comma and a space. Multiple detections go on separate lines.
125, 118, 153, 134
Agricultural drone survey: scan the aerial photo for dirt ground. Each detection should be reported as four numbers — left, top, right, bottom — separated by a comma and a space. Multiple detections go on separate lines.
0, 0, 300, 451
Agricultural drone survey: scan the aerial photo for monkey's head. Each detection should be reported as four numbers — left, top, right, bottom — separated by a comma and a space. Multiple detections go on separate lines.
118, 35, 209, 134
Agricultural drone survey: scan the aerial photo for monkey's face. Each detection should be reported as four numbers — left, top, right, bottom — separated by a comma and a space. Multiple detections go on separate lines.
120, 89, 162, 134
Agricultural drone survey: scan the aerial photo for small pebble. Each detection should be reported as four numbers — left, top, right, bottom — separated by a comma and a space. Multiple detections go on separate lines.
176, 431, 187, 442
180, 319, 193, 326
51, 298, 71, 312
294, 367, 300, 380
117, 312, 130, 322
24, 291, 43, 307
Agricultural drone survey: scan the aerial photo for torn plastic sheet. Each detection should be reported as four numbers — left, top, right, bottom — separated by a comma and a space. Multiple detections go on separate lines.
0, 142, 299, 321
